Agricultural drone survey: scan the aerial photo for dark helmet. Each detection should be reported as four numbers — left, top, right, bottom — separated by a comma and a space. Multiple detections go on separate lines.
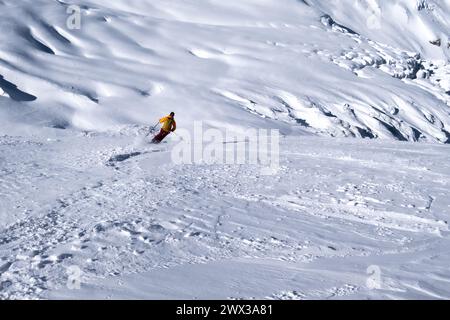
170, 112, 175, 117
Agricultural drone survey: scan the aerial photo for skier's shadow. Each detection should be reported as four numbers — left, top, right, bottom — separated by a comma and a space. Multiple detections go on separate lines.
108, 152, 142, 164
0, 75, 37, 102
107, 149, 163, 166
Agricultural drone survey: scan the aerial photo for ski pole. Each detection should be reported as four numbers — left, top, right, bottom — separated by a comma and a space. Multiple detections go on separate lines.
147, 122, 160, 137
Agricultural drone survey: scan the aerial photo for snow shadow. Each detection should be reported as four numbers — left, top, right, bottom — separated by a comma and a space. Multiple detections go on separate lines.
108, 152, 143, 163
17, 27, 55, 55
0, 75, 37, 102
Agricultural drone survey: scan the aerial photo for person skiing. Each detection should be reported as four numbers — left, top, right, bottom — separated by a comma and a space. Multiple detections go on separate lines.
151, 112, 177, 144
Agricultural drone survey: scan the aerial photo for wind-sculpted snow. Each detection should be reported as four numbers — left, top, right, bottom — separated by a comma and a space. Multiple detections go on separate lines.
0, 0, 450, 142
307, 0, 450, 61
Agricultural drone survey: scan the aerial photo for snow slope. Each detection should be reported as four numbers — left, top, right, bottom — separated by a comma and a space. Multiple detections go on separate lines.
309, 0, 450, 61
1, 0, 450, 300
1, 130, 449, 299
1, 0, 450, 141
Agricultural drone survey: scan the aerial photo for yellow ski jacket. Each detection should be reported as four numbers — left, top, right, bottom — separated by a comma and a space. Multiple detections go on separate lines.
159, 115, 176, 132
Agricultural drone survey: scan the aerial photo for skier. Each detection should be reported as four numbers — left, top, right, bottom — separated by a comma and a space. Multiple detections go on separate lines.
151, 112, 177, 144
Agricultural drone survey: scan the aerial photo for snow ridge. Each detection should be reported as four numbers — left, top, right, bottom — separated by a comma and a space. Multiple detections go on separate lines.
0, 0, 450, 142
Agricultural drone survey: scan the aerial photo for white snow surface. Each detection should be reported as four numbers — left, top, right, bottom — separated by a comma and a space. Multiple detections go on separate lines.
0, 0, 450, 299
1, 131, 449, 299
1, 0, 450, 141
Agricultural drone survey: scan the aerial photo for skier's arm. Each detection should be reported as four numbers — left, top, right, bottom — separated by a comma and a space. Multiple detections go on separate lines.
172, 120, 177, 132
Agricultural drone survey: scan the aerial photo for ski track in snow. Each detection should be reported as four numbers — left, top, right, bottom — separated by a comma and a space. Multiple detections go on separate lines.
0, 130, 449, 299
